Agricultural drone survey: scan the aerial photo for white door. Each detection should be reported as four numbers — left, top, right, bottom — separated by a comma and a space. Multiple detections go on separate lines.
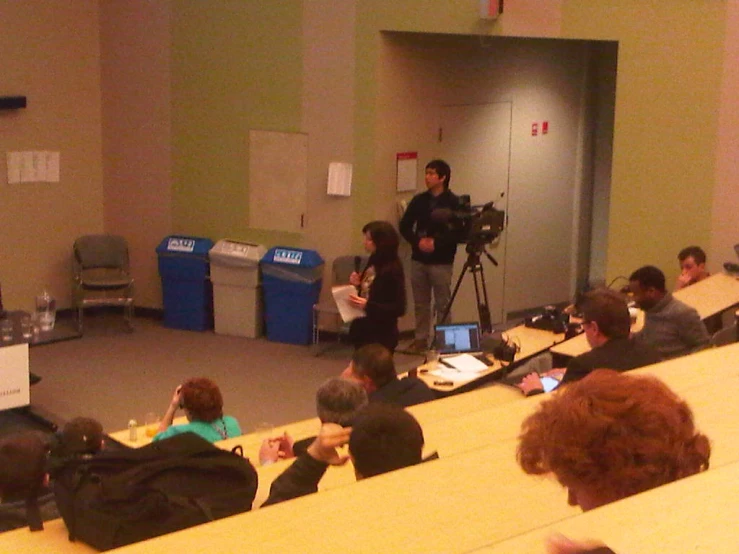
439, 102, 511, 326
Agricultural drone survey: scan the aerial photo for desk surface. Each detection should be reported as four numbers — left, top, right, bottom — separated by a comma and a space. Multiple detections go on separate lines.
474, 460, 739, 554
673, 271, 739, 320
415, 324, 564, 392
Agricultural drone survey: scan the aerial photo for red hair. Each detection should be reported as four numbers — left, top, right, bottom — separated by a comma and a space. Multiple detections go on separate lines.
517, 369, 710, 504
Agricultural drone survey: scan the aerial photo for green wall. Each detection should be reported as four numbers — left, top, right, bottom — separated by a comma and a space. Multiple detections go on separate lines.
170, 0, 727, 283
171, 1, 303, 244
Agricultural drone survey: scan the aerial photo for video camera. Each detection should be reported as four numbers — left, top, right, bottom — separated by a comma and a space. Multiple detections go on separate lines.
438, 195, 506, 247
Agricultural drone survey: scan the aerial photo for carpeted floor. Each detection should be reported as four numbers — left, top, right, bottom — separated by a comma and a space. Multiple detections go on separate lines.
15, 313, 423, 437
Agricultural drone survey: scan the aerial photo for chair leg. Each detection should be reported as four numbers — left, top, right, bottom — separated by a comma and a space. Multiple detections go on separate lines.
77, 306, 84, 334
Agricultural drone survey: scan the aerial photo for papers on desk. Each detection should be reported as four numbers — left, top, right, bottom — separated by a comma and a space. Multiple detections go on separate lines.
332, 285, 365, 323
439, 353, 489, 373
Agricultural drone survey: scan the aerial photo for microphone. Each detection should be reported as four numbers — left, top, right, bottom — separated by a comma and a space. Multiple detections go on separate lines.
353, 256, 362, 293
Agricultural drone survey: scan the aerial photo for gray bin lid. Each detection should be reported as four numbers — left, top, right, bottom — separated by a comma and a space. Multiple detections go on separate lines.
209, 240, 266, 268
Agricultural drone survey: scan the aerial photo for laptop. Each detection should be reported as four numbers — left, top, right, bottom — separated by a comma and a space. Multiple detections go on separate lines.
434, 322, 493, 365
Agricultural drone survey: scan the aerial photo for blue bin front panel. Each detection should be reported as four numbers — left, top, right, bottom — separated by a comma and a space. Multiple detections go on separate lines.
261, 247, 324, 269
161, 279, 213, 331
158, 255, 210, 281
262, 276, 322, 345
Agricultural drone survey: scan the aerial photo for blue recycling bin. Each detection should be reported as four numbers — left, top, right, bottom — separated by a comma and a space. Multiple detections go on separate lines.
261, 247, 324, 345
156, 235, 214, 331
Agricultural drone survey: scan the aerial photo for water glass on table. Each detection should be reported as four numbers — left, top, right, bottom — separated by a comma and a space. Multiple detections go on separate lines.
1, 318, 13, 342
144, 412, 160, 438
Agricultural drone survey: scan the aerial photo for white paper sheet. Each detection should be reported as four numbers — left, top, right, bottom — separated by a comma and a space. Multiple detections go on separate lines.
439, 353, 489, 373
332, 285, 365, 323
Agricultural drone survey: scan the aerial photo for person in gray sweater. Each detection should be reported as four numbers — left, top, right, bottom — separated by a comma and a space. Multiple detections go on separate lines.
629, 265, 709, 359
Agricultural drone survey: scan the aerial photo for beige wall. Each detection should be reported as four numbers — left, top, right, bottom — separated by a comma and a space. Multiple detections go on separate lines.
0, 1, 103, 311
100, 0, 173, 309
710, 1, 739, 273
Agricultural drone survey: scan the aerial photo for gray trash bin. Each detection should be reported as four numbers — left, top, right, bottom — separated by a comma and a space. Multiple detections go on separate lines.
209, 240, 266, 338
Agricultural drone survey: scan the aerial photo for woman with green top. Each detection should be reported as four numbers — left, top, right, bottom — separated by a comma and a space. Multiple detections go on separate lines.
154, 377, 241, 443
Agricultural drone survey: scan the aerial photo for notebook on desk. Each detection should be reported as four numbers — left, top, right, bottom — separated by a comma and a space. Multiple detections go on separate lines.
434, 322, 493, 366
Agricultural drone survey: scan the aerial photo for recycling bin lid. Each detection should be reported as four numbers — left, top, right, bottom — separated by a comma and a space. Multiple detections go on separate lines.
156, 235, 214, 256
261, 246, 324, 268
209, 239, 266, 267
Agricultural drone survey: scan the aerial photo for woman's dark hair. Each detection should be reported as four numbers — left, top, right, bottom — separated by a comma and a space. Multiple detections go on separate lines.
180, 377, 224, 422
362, 220, 400, 267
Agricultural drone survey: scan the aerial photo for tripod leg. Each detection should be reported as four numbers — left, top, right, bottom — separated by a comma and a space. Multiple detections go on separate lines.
438, 262, 469, 329
474, 263, 492, 333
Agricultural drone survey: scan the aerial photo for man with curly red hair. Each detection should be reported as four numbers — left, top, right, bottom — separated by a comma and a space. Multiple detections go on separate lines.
517, 369, 710, 511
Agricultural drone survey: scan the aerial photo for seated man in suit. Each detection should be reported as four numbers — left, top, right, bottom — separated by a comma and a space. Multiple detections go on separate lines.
629, 265, 710, 359
341, 343, 436, 407
675, 245, 710, 291
0, 432, 59, 533
262, 403, 427, 506
259, 377, 368, 464
517, 289, 662, 395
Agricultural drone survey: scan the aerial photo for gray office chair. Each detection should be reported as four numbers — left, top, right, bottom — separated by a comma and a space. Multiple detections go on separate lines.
72, 234, 135, 333
711, 323, 737, 348
312, 254, 368, 355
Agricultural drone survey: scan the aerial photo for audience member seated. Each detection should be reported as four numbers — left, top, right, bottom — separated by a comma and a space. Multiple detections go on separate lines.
260, 377, 369, 464
0, 432, 59, 532
675, 245, 710, 291
517, 370, 710, 552
517, 289, 661, 395
341, 343, 436, 407
262, 403, 427, 506
629, 265, 709, 359
48, 417, 105, 475
154, 377, 241, 443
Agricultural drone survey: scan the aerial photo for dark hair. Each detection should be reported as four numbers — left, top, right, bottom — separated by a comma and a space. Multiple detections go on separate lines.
362, 220, 400, 267
580, 289, 630, 339
678, 246, 706, 265
316, 377, 368, 426
181, 377, 224, 422
517, 370, 710, 507
425, 159, 451, 188
349, 403, 424, 478
0, 432, 48, 501
59, 417, 104, 456
352, 343, 397, 387
629, 265, 666, 292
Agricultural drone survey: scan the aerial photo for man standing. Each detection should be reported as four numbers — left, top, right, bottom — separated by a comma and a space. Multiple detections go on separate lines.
399, 159, 460, 352
629, 265, 710, 359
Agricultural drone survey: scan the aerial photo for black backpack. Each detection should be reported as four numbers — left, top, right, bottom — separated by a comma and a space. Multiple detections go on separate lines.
51, 432, 258, 551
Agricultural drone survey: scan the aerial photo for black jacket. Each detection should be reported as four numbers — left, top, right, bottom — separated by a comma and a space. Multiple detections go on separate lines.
399, 189, 460, 265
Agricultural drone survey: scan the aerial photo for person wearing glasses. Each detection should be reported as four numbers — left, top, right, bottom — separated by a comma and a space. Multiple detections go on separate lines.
517, 289, 661, 396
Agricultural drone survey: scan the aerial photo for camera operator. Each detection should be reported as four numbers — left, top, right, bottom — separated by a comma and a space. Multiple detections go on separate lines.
399, 159, 460, 353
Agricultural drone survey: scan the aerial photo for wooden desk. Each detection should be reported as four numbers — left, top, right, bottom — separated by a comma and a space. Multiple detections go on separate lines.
0, 517, 96, 554
415, 324, 564, 393
107, 416, 190, 448
474, 460, 739, 554
673, 271, 739, 320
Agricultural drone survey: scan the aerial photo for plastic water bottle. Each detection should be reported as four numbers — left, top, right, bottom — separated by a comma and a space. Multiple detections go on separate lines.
35, 290, 56, 331
128, 419, 138, 442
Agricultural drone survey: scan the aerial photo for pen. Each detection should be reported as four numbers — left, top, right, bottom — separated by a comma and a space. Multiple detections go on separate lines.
433, 380, 454, 386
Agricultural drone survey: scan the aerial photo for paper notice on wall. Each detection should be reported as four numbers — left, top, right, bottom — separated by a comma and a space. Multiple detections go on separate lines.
7, 152, 22, 184
45, 151, 60, 182
396, 151, 418, 192
327, 162, 352, 196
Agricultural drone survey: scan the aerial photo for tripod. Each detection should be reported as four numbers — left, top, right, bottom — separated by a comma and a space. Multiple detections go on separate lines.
437, 241, 498, 335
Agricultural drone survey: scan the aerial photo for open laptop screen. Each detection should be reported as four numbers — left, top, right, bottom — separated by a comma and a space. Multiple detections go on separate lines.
434, 322, 481, 355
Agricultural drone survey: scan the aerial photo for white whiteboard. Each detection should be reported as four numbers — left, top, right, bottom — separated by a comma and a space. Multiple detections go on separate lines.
248, 130, 308, 234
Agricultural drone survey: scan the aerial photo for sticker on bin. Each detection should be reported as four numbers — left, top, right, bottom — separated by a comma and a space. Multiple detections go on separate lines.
167, 238, 196, 253
273, 249, 303, 265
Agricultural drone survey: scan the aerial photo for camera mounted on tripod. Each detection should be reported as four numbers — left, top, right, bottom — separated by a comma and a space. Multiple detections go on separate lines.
436, 195, 506, 251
